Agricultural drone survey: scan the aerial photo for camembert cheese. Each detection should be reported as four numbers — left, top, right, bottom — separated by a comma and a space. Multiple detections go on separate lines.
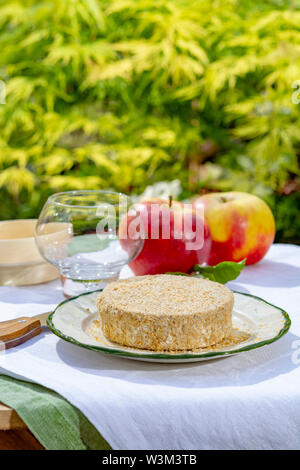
97, 274, 234, 351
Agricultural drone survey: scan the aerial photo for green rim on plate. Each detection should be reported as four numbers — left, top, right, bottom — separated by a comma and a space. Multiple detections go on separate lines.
47, 289, 291, 361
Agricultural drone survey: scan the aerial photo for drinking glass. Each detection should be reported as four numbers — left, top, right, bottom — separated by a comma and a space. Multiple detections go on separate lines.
35, 190, 143, 297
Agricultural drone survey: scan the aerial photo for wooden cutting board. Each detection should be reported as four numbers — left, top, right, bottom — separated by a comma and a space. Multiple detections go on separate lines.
0, 403, 44, 449
0, 403, 26, 430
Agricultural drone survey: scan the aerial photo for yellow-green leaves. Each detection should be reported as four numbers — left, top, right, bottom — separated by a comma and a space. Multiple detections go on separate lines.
0, 0, 299, 230
0, 166, 35, 197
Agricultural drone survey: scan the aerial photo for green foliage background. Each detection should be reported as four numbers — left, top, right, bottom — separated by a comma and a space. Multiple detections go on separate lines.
0, 0, 299, 242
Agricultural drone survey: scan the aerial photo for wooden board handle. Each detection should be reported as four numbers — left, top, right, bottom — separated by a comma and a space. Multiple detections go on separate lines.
0, 317, 42, 349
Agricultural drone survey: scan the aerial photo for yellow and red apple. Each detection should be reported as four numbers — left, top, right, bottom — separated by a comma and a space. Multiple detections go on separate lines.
119, 198, 211, 275
193, 192, 275, 265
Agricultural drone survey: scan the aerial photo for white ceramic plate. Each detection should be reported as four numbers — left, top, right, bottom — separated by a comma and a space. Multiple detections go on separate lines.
47, 289, 290, 363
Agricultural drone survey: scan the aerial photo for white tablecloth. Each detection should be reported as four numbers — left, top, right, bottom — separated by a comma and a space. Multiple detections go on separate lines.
0, 243, 300, 450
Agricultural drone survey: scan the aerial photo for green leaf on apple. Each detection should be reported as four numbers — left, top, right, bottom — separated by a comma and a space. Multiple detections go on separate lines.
166, 272, 190, 276
192, 259, 246, 284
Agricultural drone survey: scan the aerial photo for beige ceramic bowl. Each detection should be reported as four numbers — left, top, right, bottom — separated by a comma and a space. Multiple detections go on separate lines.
0, 219, 59, 286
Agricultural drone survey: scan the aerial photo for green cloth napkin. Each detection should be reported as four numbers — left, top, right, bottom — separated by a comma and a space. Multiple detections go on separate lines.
0, 374, 111, 450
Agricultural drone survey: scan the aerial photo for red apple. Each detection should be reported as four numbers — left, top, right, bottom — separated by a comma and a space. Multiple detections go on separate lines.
193, 192, 275, 265
119, 198, 211, 275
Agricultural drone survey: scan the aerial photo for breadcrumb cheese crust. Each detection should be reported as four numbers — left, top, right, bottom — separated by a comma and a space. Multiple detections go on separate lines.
97, 274, 234, 351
